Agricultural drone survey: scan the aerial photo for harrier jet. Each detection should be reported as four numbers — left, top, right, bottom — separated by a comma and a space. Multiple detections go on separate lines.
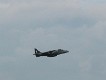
33, 48, 69, 57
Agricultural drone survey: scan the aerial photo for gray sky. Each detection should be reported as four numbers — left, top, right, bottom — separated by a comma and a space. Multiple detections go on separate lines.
0, 0, 106, 80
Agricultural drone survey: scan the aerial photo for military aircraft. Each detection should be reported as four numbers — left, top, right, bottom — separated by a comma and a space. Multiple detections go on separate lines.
33, 48, 69, 57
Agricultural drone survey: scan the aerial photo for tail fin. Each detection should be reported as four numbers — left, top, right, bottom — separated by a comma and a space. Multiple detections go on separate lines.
35, 48, 41, 53
33, 48, 41, 57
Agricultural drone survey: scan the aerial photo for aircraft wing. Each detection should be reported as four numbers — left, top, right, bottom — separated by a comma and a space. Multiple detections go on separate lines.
42, 50, 55, 54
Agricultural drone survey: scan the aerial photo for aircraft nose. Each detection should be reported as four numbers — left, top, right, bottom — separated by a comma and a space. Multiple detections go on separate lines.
64, 50, 69, 53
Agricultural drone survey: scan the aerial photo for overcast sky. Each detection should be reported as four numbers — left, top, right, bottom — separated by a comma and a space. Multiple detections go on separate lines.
0, 0, 106, 80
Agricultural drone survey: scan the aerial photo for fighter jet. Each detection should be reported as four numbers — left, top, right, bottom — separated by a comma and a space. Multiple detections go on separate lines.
33, 48, 69, 57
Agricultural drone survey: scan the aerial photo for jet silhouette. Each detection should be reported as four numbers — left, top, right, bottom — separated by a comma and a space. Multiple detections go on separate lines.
33, 48, 69, 57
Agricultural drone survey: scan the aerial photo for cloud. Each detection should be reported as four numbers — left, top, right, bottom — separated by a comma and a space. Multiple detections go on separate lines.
1, 0, 105, 28
0, 0, 106, 80
14, 21, 106, 79
0, 0, 106, 30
